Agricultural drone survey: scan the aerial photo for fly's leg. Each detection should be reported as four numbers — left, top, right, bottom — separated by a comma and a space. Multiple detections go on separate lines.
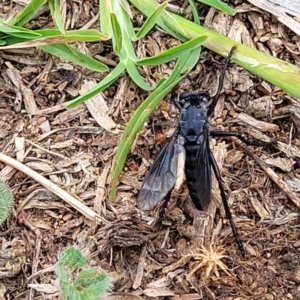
209, 150, 246, 258
152, 191, 171, 229
207, 45, 237, 116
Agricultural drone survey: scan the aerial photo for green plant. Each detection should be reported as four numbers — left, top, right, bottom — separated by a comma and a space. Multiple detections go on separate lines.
0, 0, 108, 72
0, 181, 14, 225
57, 247, 110, 300
105, 0, 300, 201
1, 0, 299, 203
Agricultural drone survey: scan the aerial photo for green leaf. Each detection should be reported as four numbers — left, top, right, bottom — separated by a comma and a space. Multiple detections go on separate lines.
136, 35, 206, 66
111, 13, 122, 53
83, 273, 110, 300
67, 62, 126, 108
114, 0, 136, 40
62, 29, 107, 42
119, 0, 134, 19
196, 0, 235, 15
0, 29, 109, 49
126, 59, 153, 91
75, 270, 109, 291
100, 0, 113, 37
8, 0, 47, 26
110, 48, 201, 202
180, 47, 202, 76
48, 0, 65, 34
39, 44, 108, 72
188, 0, 200, 25
0, 181, 14, 225
57, 247, 109, 300
34, 29, 108, 42
135, 2, 168, 40
130, 0, 300, 100
0, 23, 41, 39
58, 247, 86, 268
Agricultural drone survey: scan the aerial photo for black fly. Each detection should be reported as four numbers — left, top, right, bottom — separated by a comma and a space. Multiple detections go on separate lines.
138, 46, 246, 257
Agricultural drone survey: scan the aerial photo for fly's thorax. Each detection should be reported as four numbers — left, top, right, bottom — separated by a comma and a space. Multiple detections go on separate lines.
179, 104, 208, 142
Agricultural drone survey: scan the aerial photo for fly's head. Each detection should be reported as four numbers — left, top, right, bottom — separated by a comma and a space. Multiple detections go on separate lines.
178, 91, 210, 110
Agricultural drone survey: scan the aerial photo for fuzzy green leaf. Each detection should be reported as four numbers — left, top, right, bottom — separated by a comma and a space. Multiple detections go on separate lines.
0, 181, 13, 225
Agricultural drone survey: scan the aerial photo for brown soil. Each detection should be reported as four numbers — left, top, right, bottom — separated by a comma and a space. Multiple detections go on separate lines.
0, 1, 300, 299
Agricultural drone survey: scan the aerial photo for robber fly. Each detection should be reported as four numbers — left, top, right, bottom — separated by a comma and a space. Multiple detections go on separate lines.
137, 46, 247, 257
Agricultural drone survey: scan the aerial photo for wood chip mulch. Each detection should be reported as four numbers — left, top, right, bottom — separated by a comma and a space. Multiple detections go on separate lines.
1, 1, 300, 299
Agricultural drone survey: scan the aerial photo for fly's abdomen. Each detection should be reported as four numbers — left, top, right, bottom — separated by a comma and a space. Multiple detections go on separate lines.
184, 142, 203, 210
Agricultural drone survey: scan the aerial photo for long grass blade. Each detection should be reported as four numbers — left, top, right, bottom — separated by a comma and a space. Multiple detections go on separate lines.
130, 0, 300, 99
40, 44, 108, 72
67, 62, 126, 108
136, 36, 206, 66
109, 46, 202, 201
48, 0, 65, 34
196, 0, 235, 15
135, 2, 168, 40
8, 0, 47, 26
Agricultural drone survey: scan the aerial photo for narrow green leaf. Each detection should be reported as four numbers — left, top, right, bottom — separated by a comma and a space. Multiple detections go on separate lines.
67, 62, 125, 108
8, 0, 47, 26
63, 29, 107, 42
0, 29, 108, 49
196, 0, 235, 15
48, 0, 65, 34
119, 0, 134, 19
135, 2, 168, 40
110, 50, 200, 202
111, 13, 122, 53
126, 59, 153, 91
130, 0, 300, 100
40, 44, 108, 72
113, 0, 136, 40
136, 35, 206, 66
35, 29, 107, 41
180, 47, 202, 74
100, 0, 113, 37
120, 36, 138, 60
188, 0, 200, 25
0, 23, 41, 39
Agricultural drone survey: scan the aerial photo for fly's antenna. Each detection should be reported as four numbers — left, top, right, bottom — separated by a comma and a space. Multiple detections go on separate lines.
207, 45, 237, 116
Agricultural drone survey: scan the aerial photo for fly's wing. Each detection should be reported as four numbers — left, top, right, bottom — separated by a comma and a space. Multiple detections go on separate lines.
138, 131, 186, 211
195, 128, 212, 210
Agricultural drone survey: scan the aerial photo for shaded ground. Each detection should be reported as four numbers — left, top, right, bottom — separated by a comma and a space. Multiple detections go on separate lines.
1, 1, 300, 299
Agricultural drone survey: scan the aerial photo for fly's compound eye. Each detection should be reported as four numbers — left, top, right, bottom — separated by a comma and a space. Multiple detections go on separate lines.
177, 92, 188, 109
199, 92, 210, 102
179, 91, 190, 101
